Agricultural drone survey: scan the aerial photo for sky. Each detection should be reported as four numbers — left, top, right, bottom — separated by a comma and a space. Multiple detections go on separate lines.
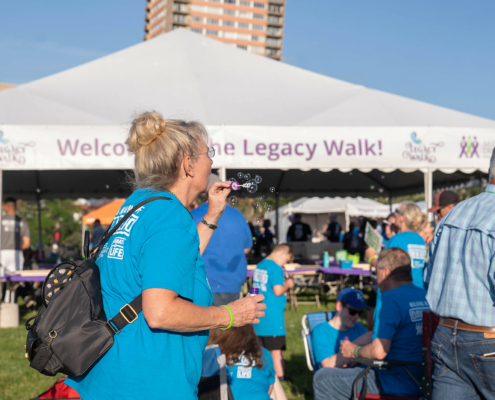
1, 0, 494, 120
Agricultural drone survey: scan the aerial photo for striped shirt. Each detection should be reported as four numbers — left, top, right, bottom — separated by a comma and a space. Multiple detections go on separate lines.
426, 185, 495, 327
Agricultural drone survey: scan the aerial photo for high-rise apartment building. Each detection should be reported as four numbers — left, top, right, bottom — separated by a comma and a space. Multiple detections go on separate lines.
144, 0, 285, 60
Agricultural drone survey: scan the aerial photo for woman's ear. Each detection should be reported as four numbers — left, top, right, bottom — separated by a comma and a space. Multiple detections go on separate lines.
183, 156, 195, 178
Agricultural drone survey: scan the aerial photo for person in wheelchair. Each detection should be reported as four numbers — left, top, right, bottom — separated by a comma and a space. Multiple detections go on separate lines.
312, 288, 371, 369
313, 248, 430, 400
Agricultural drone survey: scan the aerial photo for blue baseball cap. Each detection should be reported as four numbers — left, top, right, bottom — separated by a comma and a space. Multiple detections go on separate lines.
336, 287, 369, 310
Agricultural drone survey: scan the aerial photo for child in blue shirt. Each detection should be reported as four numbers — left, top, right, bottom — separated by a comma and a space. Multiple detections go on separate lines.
253, 244, 294, 380
209, 326, 276, 400
312, 288, 370, 369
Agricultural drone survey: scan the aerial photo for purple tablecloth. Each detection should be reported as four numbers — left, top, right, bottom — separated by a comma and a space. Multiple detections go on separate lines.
1, 274, 47, 282
246, 266, 370, 278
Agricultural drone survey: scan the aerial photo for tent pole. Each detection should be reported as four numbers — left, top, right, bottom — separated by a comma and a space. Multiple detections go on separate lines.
36, 191, 43, 261
424, 167, 434, 222
218, 167, 226, 182
388, 192, 393, 213
275, 193, 279, 244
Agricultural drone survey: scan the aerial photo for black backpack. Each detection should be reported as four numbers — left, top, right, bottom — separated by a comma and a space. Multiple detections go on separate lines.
25, 196, 170, 378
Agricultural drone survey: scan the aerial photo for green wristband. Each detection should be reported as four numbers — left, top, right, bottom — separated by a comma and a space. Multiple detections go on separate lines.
219, 305, 234, 330
368, 255, 377, 265
355, 346, 362, 358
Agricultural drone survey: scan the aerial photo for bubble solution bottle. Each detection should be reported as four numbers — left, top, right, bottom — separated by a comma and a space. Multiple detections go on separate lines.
323, 251, 330, 268
249, 287, 259, 296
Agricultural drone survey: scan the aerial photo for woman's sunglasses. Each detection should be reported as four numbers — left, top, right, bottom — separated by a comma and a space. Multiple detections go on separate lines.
345, 305, 364, 316
191, 147, 215, 159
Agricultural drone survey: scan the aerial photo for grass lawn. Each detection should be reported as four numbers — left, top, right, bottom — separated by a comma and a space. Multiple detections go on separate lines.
1, 295, 369, 400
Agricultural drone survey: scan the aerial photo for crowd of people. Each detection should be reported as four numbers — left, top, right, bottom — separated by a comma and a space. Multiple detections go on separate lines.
3, 111, 495, 400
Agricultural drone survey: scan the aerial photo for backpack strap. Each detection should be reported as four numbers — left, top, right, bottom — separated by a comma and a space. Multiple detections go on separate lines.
89, 196, 171, 335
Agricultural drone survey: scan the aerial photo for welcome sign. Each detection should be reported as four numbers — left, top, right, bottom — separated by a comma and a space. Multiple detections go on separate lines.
0, 125, 493, 172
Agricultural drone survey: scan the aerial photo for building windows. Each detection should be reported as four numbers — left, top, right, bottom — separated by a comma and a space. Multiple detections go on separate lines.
254, 2, 265, 8
222, 20, 235, 26
150, 22, 164, 35
150, 10, 165, 25
266, 37, 280, 46
172, 24, 182, 30
267, 15, 282, 24
251, 35, 265, 42
237, 44, 248, 50
191, 27, 203, 33
240, 0, 251, 6
224, 9, 236, 15
252, 24, 264, 30
191, 5, 222, 14
268, 4, 282, 13
239, 11, 251, 18
173, 13, 187, 23
251, 46, 264, 54
173, 2, 188, 12
191, 16, 203, 22
206, 29, 219, 36
238, 22, 249, 28
151, 0, 165, 14
237, 33, 250, 40
267, 26, 280, 35
224, 31, 236, 39
224, 0, 236, 3
253, 13, 265, 20
265, 48, 278, 56
207, 18, 219, 24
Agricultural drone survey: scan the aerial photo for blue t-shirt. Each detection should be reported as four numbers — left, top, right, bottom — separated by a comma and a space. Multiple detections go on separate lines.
253, 259, 287, 336
312, 321, 368, 369
67, 189, 213, 400
191, 204, 253, 293
372, 284, 429, 397
227, 347, 275, 400
385, 232, 426, 289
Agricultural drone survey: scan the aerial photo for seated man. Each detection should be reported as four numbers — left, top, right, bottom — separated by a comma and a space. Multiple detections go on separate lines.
312, 288, 371, 369
313, 248, 429, 400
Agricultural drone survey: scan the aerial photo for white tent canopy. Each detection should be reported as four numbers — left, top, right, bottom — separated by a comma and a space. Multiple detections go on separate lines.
266, 196, 391, 243
0, 29, 493, 208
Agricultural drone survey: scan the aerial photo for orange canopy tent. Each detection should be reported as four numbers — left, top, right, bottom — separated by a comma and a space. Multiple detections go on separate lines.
82, 199, 126, 225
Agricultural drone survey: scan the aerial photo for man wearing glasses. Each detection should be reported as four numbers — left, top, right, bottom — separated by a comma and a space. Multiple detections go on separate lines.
427, 190, 459, 223
313, 248, 429, 400
312, 288, 371, 369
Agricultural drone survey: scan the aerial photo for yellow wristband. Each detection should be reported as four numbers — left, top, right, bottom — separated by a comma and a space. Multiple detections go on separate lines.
219, 305, 234, 330
368, 255, 377, 265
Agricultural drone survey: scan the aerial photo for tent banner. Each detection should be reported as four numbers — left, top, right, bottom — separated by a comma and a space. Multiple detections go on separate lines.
1, 125, 493, 172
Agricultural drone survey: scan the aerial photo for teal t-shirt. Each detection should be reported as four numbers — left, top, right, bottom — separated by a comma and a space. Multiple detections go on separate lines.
66, 189, 213, 400
253, 259, 287, 336
312, 321, 368, 369
227, 347, 276, 400
372, 284, 429, 397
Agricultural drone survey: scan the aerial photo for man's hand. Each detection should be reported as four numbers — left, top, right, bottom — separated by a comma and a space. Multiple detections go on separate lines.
205, 181, 232, 224
285, 278, 294, 289
340, 339, 358, 359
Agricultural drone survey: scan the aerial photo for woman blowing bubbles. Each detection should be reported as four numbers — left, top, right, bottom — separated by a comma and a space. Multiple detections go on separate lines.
67, 112, 266, 400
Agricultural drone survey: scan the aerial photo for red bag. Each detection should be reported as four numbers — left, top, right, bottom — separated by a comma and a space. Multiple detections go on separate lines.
31, 378, 81, 400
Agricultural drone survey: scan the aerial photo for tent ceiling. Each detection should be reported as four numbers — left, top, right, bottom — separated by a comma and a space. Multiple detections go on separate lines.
1, 30, 494, 128
4, 168, 485, 200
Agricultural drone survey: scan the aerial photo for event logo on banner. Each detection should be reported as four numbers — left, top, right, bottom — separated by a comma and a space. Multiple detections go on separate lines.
0, 129, 35, 166
459, 136, 479, 158
402, 132, 444, 163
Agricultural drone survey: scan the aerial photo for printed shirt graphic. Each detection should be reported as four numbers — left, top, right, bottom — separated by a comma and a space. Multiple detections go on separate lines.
287, 222, 311, 242
226, 348, 275, 400
1, 215, 30, 250
372, 284, 430, 397
385, 232, 426, 289
312, 321, 368, 368
66, 189, 213, 400
253, 259, 287, 336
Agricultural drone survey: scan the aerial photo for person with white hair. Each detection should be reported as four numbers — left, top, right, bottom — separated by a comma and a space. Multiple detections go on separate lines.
424, 148, 495, 399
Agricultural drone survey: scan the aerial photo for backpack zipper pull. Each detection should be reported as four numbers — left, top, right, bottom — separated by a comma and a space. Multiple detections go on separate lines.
46, 330, 57, 349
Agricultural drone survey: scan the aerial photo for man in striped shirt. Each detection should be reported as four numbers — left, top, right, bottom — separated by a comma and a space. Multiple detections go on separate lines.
426, 149, 495, 399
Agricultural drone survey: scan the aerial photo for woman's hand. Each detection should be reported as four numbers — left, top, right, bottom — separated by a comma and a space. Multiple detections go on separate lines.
226, 294, 266, 327
205, 181, 232, 224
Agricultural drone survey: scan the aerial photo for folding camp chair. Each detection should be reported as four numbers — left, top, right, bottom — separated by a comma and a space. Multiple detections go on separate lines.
30, 378, 81, 400
301, 311, 336, 372
351, 311, 440, 400
198, 344, 234, 400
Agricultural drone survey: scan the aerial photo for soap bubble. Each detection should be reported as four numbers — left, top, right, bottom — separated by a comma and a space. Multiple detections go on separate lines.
349, 172, 353, 175
259, 195, 265, 201
237, 172, 244, 179
229, 177, 236, 182
266, 205, 273, 211
229, 196, 237, 205
256, 218, 261, 225
254, 202, 260, 208
244, 173, 251, 180
255, 175, 262, 184
381, 175, 385, 179
370, 185, 375, 190
247, 181, 258, 194
379, 188, 384, 193
263, 202, 268, 208
270, 187, 276, 193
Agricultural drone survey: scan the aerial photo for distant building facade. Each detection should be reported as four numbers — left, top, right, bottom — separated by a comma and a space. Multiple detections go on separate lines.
144, 0, 285, 60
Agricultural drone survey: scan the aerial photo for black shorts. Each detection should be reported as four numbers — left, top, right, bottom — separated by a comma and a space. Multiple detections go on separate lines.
258, 335, 286, 351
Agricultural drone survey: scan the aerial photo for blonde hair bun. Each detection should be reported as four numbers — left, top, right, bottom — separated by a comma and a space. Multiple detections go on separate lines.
127, 111, 166, 153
